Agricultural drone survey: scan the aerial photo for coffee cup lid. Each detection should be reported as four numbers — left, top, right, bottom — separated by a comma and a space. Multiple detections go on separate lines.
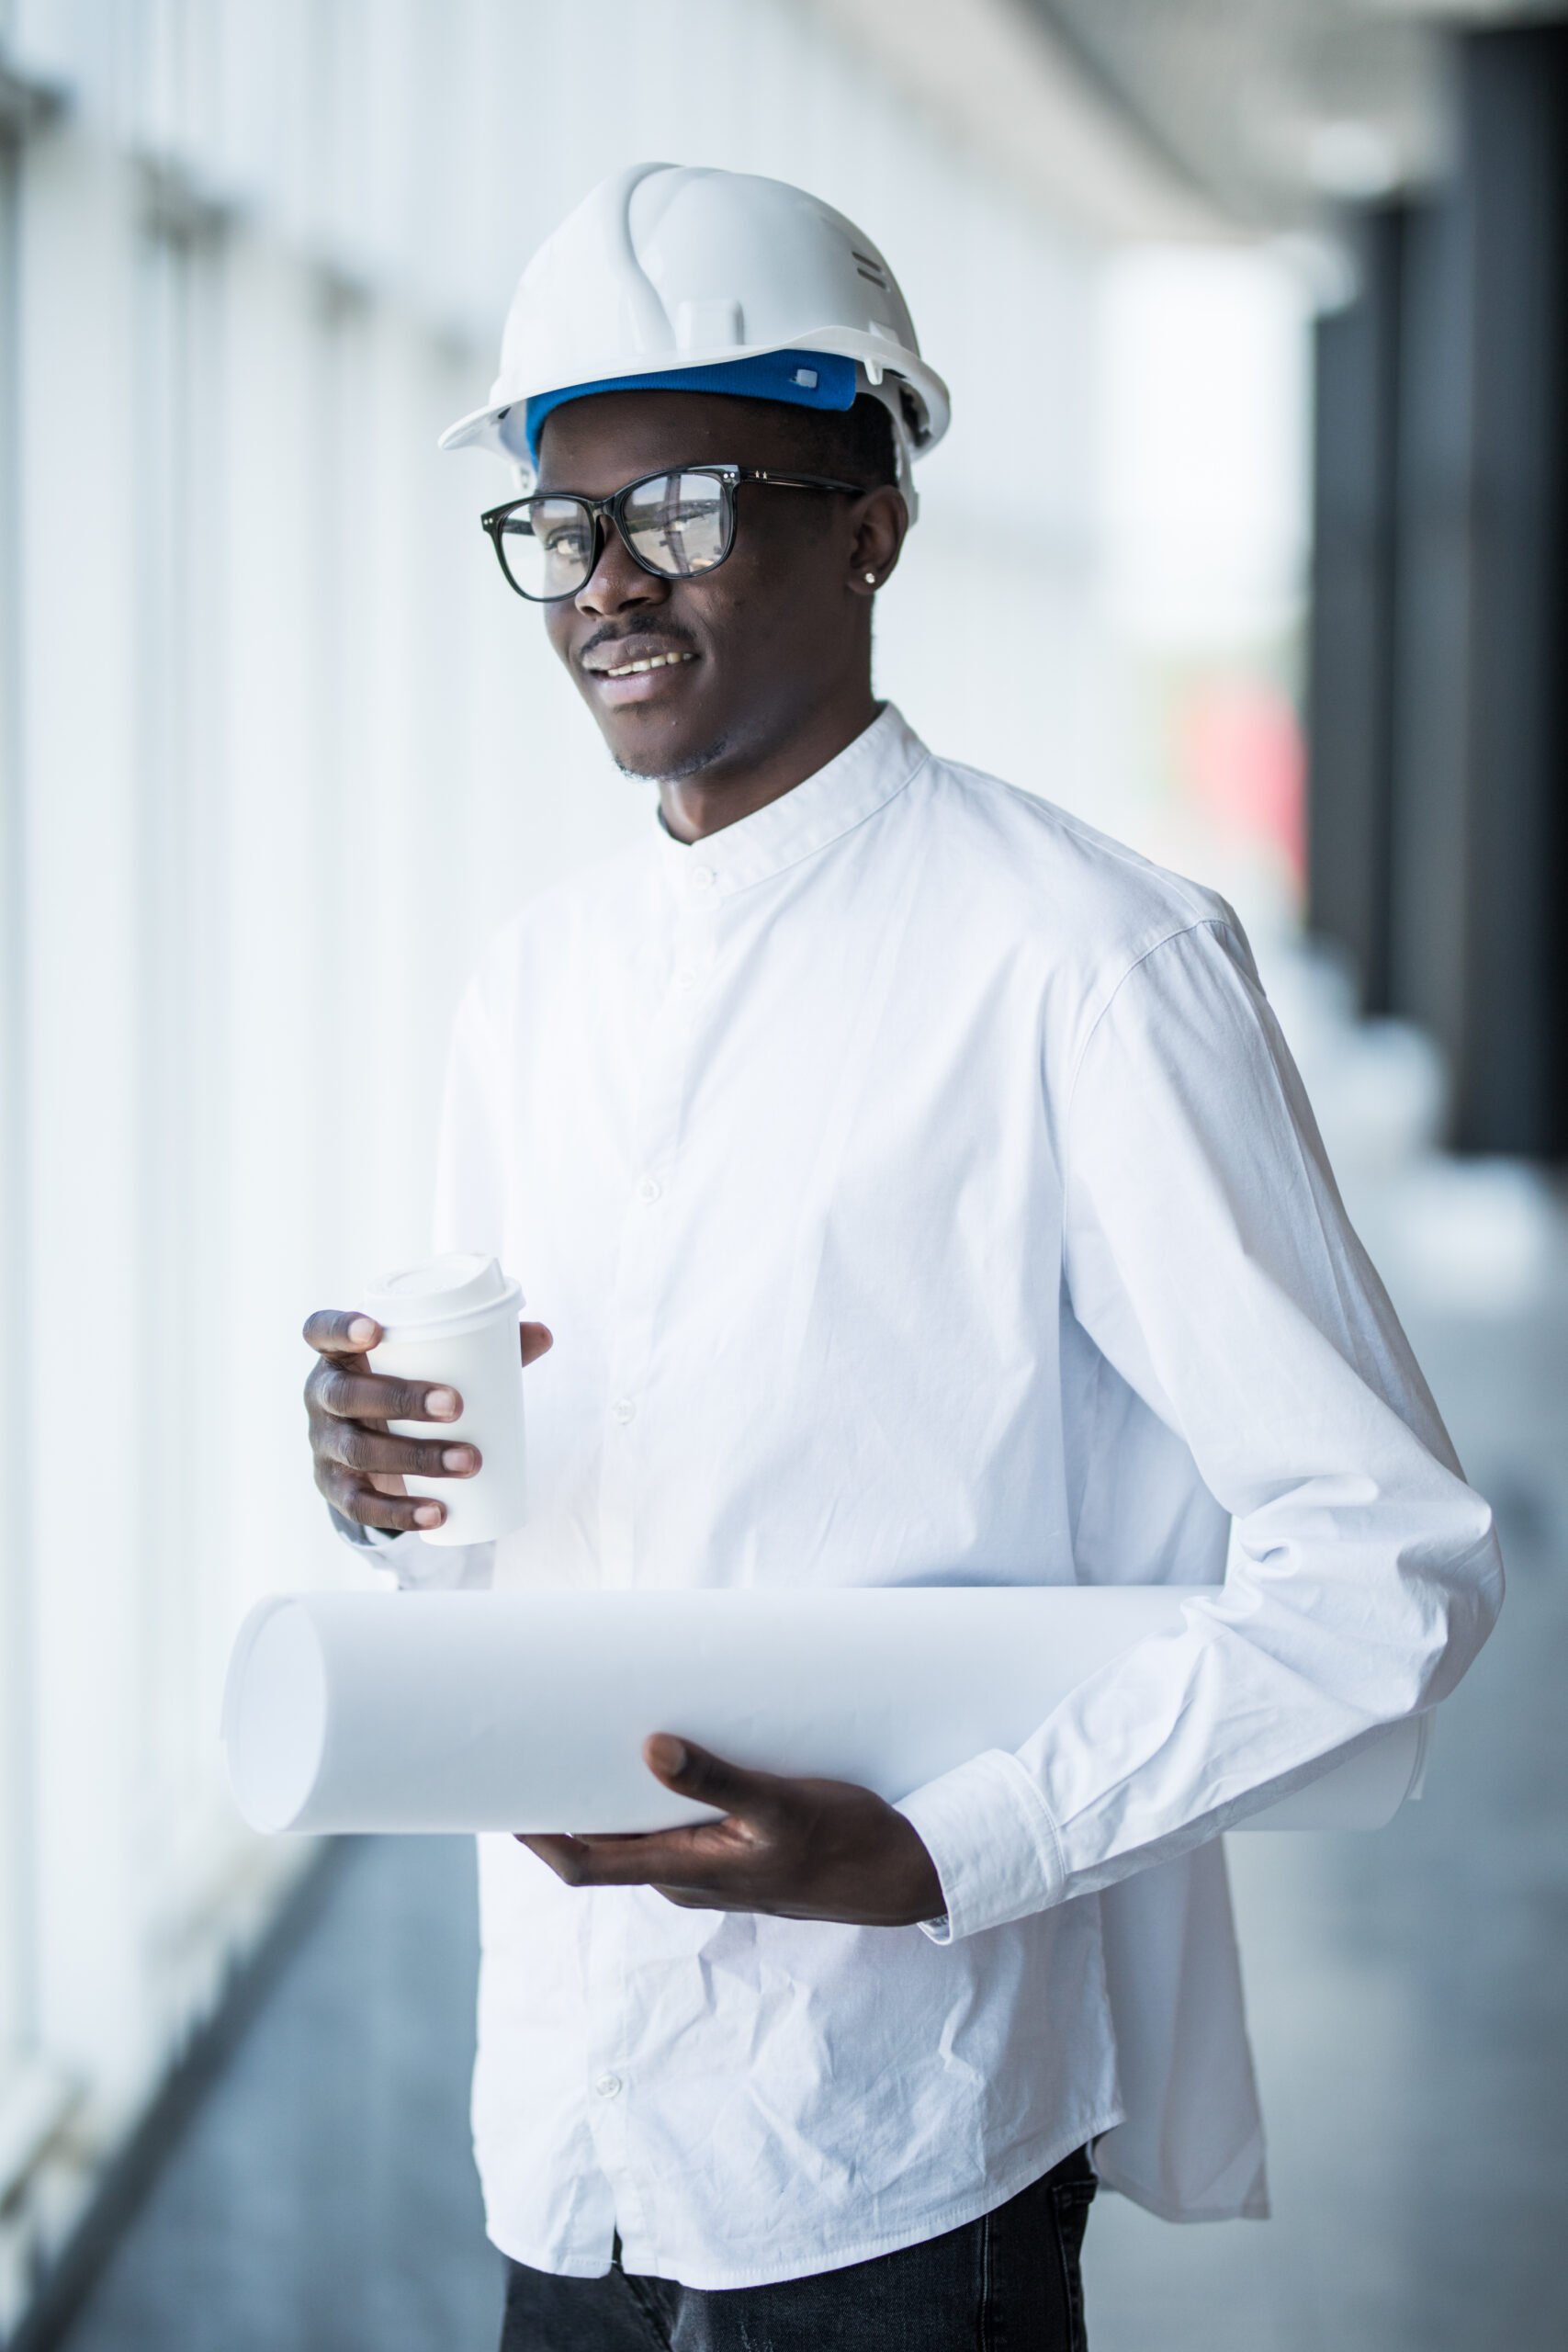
359, 1252, 516, 1327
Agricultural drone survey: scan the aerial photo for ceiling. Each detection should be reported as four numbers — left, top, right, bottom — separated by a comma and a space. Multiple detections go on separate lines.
1025, 0, 1568, 229
819, 0, 1567, 239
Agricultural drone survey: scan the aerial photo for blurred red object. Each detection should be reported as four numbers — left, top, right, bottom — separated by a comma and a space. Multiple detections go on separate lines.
1179, 675, 1305, 888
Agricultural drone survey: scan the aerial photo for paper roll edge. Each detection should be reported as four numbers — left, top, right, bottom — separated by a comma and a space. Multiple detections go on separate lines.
221, 1595, 332, 1835
1235, 1713, 1427, 1834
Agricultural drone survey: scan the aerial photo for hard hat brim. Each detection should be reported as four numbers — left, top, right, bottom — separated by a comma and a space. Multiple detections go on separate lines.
438, 336, 950, 469
434, 404, 510, 454
438, 402, 509, 456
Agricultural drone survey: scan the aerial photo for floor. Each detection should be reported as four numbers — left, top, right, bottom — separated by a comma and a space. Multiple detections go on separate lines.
53, 1196, 1568, 2351
1089, 1252, 1568, 2352
54, 1838, 506, 2352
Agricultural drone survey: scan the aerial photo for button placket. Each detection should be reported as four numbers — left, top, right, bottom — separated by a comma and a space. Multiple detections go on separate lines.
669, 908, 717, 1003
580, 1897, 637, 2223
595, 879, 722, 1587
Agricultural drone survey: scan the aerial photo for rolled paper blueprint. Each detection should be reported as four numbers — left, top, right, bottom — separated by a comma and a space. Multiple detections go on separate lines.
222, 1586, 1430, 1838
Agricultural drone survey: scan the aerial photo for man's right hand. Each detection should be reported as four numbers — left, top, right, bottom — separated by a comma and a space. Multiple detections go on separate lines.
303, 1309, 553, 1535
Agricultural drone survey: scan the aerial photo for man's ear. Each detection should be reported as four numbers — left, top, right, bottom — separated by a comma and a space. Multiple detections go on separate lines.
849, 486, 908, 595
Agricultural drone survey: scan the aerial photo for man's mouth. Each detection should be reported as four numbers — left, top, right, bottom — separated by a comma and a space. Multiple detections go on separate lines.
581, 632, 701, 687
593, 650, 699, 680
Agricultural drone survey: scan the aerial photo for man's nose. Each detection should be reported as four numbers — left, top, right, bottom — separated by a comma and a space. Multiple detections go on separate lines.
574, 525, 669, 619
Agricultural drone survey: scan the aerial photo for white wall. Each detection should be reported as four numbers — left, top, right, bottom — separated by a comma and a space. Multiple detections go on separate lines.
0, 1, 1111, 2327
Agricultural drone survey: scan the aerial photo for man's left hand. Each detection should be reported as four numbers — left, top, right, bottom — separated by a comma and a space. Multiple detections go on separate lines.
517, 1736, 944, 1927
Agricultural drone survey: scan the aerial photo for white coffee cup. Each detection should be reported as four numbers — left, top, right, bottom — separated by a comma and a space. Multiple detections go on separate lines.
357, 1253, 528, 1545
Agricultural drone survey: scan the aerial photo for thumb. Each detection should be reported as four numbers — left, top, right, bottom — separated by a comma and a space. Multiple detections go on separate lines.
642, 1734, 776, 1818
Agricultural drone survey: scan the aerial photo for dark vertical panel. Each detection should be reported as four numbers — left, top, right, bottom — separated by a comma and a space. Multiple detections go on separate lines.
1388, 27, 1568, 1156
1306, 208, 1404, 1013
1460, 29, 1568, 1153
1388, 189, 1474, 1083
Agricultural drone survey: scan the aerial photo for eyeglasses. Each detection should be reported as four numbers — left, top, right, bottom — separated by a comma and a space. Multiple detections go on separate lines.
479, 464, 868, 603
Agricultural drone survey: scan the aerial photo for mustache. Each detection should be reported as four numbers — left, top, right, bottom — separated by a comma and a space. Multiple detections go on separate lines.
578, 622, 697, 662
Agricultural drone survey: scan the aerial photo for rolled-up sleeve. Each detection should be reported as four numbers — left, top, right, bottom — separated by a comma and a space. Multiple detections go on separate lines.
898, 920, 1503, 1940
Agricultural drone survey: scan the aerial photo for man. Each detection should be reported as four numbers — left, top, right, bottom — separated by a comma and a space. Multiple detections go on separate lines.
304, 165, 1501, 2349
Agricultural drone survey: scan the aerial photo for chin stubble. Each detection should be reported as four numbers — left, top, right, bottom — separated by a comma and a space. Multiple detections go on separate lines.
614, 732, 734, 786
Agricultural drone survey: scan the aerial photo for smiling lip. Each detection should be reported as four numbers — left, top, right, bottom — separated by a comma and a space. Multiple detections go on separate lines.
581, 639, 699, 682
597, 650, 697, 679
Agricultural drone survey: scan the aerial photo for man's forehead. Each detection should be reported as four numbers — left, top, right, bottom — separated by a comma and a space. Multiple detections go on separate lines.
535, 388, 807, 490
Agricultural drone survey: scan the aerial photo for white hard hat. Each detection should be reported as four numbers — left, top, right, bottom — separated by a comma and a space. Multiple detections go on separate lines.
439, 163, 949, 517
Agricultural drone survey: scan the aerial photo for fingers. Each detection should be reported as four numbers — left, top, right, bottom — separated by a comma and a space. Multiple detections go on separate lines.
513, 1736, 784, 1894
311, 1418, 480, 1481
515, 1833, 595, 1880
303, 1309, 463, 1423
307, 1307, 552, 1378
515, 1747, 942, 1927
514, 1826, 738, 1892
307, 1359, 462, 1425
303, 1307, 383, 1356
305, 1302, 551, 1545
314, 1455, 447, 1533
642, 1735, 783, 1821
304, 1302, 484, 1540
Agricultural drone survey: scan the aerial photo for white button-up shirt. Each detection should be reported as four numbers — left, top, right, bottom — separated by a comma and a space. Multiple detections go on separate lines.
369, 705, 1500, 2289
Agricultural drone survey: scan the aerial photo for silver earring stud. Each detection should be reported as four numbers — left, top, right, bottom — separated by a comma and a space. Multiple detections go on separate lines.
863, 571, 876, 585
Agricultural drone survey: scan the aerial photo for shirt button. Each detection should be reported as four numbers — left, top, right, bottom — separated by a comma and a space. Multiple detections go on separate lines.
689, 865, 716, 890
594, 2073, 623, 2098
673, 967, 697, 990
637, 1176, 661, 1204
613, 1398, 636, 1425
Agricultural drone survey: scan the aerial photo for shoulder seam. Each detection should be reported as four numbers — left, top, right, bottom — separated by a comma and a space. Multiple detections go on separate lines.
1062, 917, 1236, 1131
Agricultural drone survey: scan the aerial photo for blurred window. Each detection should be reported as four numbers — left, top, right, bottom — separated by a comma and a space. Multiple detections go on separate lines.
133, 172, 232, 1967
0, 117, 25, 2096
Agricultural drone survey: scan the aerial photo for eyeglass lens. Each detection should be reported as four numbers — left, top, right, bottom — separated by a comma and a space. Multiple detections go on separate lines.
495, 472, 732, 600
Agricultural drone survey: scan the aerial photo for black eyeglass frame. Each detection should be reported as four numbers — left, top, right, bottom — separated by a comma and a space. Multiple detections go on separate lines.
479, 463, 871, 602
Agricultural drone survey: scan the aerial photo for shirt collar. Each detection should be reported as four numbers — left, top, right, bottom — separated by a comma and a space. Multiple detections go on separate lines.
652, 704, 929, 899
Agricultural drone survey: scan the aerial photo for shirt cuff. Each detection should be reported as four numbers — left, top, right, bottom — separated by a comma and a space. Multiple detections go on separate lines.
327, 1507, 494, 1590
895, 1748, 1067, 1944
330, 1506, 415, 1558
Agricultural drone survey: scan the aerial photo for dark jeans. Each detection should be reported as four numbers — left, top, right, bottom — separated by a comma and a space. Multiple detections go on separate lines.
499, 2145, 1096, 2351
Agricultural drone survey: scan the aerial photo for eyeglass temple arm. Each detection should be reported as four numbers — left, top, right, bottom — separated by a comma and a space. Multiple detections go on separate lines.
742, 469, 874, 495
